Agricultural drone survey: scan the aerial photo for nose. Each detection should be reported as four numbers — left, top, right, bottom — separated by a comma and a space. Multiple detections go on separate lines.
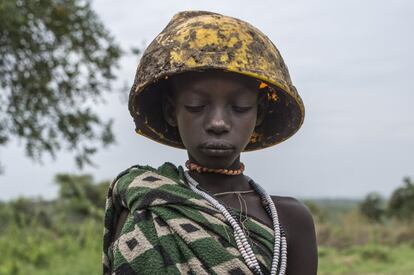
205, 108, 231, 135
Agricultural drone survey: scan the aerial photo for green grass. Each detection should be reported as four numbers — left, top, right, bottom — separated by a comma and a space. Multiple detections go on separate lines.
2, 221, 413, 275
318, 244, 414, 274
0, 221, 102, 275
1, 193, 414, 274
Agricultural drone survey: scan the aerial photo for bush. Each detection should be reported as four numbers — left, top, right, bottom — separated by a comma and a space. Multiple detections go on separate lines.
359, 192, 385, 222
388, 177, 414, 221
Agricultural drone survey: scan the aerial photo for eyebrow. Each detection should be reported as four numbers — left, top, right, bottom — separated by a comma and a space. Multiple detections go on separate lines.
187, 88, 206, 95
188, 86, 255, 95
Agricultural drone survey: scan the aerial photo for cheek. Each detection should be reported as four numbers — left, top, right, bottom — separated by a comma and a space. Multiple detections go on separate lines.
233, 112, 258, 147
243, 107, 259, 129
243, 115, 258, 140
175, 113, 200, 147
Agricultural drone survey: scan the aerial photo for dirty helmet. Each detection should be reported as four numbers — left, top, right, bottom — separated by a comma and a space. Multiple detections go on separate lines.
128, 10, 304, 151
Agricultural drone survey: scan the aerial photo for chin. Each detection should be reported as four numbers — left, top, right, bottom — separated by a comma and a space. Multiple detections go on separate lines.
195, 154, 239, 169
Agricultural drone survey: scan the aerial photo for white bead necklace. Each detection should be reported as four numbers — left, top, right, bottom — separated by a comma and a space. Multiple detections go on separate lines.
184, 171, 288, 275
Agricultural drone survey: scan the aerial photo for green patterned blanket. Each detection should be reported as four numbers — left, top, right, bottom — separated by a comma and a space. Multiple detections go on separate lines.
103, 162, 275, 274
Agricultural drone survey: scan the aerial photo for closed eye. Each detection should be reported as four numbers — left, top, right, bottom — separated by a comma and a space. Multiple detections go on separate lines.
184, 105, 205, 113
232, 106, 253, 113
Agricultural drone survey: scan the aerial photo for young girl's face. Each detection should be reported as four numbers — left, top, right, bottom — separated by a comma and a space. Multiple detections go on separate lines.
165, 71, 263, 169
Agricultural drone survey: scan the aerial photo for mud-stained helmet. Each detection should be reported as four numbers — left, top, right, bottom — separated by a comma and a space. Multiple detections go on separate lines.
128, 10, 304, 150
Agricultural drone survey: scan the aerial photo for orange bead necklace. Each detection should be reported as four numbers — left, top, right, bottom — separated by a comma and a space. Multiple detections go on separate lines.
185, 160, 245, 175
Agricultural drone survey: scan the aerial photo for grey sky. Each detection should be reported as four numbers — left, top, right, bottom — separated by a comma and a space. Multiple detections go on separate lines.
1, 0, 413, 200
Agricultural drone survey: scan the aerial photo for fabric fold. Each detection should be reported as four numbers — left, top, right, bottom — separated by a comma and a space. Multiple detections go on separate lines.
103, 163, 274, 275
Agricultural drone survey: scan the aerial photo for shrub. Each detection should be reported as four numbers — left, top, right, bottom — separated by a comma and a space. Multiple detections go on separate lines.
388, 177, 414, 221
359, 192, 385, 222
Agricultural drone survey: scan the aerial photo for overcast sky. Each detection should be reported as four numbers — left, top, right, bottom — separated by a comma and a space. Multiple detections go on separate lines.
1, 0, 413, 200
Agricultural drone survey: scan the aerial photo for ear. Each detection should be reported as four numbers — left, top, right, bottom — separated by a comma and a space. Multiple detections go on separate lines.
162, 94, 177, 127
255, 93, 267, 127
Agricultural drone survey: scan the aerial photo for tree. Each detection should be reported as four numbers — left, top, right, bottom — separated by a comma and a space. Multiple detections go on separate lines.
359, 192, 385, 223
0, 0, 123, 171
388, 177, 414, 221
54, 173, 109, 220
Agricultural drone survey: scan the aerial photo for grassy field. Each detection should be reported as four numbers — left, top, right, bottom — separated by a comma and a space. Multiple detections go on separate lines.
0, 220, 102, 275
1, 180, 413, 274
1, 217, 413, 275
318, 245, 414, 274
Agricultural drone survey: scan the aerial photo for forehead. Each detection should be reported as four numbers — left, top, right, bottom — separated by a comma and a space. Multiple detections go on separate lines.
169, 70, 259, 99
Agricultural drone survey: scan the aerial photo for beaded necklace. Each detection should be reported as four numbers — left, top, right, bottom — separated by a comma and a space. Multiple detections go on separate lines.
184, 171, 288, 275
185, 160, 245, 175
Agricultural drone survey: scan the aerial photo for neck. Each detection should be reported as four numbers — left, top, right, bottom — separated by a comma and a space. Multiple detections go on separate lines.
187, 157, 251, 194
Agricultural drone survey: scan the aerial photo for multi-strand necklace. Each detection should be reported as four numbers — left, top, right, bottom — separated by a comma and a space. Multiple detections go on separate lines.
184, 171, 288, 275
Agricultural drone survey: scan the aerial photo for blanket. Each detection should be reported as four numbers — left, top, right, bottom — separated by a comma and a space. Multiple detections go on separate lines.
102, 162, 275, 274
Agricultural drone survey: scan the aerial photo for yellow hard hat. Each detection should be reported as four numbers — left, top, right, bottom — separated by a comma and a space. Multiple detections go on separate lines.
128, 10, 304, 150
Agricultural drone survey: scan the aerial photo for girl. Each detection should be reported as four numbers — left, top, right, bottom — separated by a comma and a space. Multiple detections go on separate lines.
103, 10, 317, 275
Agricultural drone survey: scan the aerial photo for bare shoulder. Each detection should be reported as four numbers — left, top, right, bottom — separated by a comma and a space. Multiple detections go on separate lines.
271, 196, 318, 275
271, 196, 315, 229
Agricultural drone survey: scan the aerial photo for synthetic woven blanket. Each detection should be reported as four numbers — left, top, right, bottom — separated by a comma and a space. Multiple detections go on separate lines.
103, 162, 275, 274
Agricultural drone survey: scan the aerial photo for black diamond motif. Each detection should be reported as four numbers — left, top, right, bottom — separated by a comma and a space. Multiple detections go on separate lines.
126, 238, 138, 250
154, 245, 174, 266
229, 267, 245, 275
181, 223, 199, 233
154, 216, 168, 227
134, 210, 151, 223
142, 176, 161, 182
115, 263, 137, 275
217, 236, 230, 247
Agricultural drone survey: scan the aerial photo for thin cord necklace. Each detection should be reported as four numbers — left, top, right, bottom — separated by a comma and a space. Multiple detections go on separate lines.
184, 171, 288, 275
214, 189, 255, 196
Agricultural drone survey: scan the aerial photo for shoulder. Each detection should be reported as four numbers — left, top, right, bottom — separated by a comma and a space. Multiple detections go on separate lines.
112, 162, 176, 181
271, 196, 318, 275
109, 162, 183, 242
110, 162, 184, 207
270, 196, 315, 230
111, 162, 182, 188
110, 162, 183, 207
270, 195, 316, 241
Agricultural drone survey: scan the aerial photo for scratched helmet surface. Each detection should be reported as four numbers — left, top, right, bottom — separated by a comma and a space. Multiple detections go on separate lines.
128, 10, 305, 150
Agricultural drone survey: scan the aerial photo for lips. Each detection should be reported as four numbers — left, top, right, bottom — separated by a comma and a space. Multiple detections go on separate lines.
199, 141, 235, 157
